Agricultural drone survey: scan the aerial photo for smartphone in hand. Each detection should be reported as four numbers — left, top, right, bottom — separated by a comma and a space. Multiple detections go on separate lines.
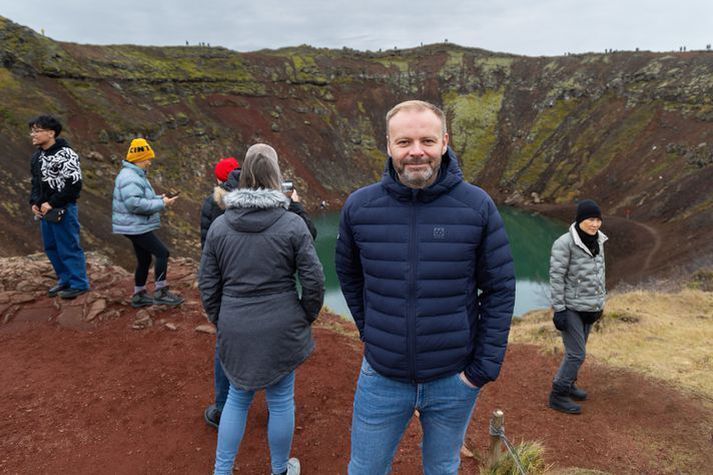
281, 181, 294, 193
165, 191, 181, 198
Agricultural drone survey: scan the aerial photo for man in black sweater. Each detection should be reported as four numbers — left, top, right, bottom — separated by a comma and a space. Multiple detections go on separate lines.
28, 115, 90, 299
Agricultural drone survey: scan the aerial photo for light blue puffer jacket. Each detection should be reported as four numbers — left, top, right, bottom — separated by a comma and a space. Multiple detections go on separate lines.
112, 161, 164, 235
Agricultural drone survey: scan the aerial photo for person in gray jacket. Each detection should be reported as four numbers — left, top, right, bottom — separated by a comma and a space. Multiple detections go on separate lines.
112, 138, 184, 307
199, 149, 324, 475
548, 199, 608, 414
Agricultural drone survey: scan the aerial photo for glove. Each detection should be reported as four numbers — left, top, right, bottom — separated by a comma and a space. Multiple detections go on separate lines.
553, 310, 568, 331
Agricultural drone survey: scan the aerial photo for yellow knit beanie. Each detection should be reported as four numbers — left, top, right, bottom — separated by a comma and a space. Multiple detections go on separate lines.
126, 138, 155, 163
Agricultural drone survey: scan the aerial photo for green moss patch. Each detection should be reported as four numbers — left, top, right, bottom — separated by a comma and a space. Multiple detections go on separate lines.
443, 90, 504, 180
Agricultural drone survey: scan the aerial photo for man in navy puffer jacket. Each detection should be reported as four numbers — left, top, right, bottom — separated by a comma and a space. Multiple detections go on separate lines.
336, 100, 515, 475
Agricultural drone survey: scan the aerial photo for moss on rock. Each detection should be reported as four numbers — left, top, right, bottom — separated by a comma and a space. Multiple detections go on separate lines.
443, 90, 504, 180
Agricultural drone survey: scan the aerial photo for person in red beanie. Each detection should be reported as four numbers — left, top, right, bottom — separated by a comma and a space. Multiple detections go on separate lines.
200, 157, 241, 248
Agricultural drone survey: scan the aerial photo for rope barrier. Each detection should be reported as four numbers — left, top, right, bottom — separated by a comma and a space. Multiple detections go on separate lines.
489, 417, 527, 475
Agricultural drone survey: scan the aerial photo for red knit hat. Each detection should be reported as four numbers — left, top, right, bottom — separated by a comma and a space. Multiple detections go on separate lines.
214, 157, 240, 182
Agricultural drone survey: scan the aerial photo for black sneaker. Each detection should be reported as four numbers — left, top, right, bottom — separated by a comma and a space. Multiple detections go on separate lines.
59, 288, 89, 300
131, 290, 154, 308
153, 287, 184, 306
48, 283, 69, 297
204, 404, 221, 429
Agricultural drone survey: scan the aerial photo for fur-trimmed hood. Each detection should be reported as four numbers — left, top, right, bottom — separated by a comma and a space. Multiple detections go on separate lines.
223, 188, 290, 233
213, 186, 228, 210
223, 188, 290, 209
212, 169, 242, 209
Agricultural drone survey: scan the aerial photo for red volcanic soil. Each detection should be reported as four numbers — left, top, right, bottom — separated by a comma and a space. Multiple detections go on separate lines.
1, 265, 711, 474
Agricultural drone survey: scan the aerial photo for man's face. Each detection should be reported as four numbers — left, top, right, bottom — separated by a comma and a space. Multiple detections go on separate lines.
30, 127, 55, 149
387, 108, 448, 189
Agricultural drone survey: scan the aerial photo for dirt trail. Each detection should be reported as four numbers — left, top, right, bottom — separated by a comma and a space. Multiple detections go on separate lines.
602, 215, 663, 274
1, 292, 711, 474
633, 220, 663, 272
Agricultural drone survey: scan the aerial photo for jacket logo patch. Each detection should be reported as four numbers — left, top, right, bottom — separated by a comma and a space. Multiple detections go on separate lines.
433, 226, 445, 239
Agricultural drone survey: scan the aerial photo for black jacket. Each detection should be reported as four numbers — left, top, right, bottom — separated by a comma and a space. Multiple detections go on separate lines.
29, 138, 83, 208
200, 171, 241, 247
200, 169, 317, 248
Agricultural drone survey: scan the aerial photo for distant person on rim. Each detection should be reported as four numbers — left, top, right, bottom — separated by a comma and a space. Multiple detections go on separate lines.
111, 138, 184, 307
28, 115, 90, 299
548, 199, 607, 414
200, 146, 318, 431
335, 100, 516, 474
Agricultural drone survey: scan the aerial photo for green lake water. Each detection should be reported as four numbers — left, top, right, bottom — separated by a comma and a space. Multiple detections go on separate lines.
312, 206, 567, 318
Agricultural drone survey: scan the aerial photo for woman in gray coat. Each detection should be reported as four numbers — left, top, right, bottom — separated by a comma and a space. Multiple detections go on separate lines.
199, 150, 324, 475
548, 199, 607, 414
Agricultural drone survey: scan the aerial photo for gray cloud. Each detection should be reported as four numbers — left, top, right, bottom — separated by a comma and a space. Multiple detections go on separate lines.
1, 0, 710, 55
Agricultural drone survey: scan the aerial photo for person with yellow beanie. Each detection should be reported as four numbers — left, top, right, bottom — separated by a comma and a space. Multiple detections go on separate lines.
111, 138, 184, 307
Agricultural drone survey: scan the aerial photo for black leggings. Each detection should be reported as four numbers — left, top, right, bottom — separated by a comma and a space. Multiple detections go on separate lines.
125, 232, 169, 287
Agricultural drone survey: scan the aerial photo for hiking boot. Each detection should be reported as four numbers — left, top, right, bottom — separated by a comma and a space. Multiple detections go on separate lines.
48, 283, 69, 297
569, 383, 588, 401
131, 290, 154, 308
58, 287, 89, 300
153, 287, 184, 306
548, 381, 581, 414
272, 458, 300, 475
204, 404, 221, 430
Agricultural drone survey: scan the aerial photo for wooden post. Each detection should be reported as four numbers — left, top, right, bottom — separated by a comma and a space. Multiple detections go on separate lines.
488, 409, 504, 466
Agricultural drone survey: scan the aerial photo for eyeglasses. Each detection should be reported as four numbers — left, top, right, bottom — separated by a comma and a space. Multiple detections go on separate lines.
30, 129, 51, 135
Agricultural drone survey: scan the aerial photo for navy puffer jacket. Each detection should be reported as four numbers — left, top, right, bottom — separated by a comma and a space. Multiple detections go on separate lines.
335, 148, 515, 387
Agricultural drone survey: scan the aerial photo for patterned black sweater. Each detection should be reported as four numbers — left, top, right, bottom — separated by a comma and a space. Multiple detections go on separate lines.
29, 138, 83, 208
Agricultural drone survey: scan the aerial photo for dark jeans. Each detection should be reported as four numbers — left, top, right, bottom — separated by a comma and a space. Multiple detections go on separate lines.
124, 231, 169, 287
554, 309, 592, 385
214, 339, 230, 411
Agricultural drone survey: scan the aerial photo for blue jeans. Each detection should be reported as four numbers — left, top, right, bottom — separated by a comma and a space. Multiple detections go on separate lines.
40, 203, 89, 290
349, 358, 480, 475
214, 340, 229, 411
214, 371, 295, 475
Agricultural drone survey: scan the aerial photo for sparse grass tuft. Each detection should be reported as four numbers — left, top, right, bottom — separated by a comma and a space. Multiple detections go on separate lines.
482, 440, 549, 475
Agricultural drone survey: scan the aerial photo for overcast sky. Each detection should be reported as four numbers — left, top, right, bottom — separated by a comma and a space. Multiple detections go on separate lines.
1, 0, 711, 56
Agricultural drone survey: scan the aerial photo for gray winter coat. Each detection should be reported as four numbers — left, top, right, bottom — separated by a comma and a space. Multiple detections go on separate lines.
199, 188, 325, 391
550, 223, 608, 313
112, 161, 164, 235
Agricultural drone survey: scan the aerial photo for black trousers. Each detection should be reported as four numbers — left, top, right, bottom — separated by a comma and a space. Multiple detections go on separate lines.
124, 231, 169, 287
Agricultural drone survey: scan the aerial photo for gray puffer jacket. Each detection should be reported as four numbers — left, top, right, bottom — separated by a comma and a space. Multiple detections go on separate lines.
199, 188, 325, 391
549, 223, 608, 313
112, 161, 164, 235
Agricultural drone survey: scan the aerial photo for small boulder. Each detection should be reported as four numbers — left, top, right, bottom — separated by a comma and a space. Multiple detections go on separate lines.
195, 324, 216, 335
85, 299, 107, 322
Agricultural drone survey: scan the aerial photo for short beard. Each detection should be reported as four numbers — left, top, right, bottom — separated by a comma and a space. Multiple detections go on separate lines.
397, 167, 435, 189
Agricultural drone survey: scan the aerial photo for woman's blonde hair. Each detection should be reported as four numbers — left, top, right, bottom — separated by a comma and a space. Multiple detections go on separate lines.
239, 148, 282, 191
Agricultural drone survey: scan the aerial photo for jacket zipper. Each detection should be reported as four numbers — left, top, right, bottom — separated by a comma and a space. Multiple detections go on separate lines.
407, 196, 417, 382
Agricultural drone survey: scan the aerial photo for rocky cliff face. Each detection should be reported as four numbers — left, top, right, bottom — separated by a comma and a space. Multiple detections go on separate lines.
1, 16, 711, 273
